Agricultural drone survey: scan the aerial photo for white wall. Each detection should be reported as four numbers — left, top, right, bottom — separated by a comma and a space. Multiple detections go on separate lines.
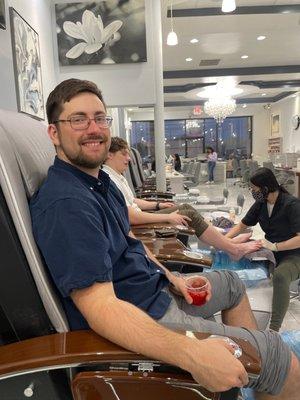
0, 0, 156, 118
270, 94, 300, 152
0, 0, 57, 114
53, 0, 156, 108
129, 104, 270, 160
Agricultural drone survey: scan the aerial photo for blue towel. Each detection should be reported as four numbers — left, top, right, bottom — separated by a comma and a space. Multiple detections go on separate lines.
281, 331, 300, 360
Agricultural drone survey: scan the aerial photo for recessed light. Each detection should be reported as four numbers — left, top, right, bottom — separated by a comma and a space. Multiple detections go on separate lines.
190, 38, 198, 44
257, 35, 266, 41
185, 57, 193, 62
242, 104, 247, 108
261, 93, 267, 96
241, 55, 249, 59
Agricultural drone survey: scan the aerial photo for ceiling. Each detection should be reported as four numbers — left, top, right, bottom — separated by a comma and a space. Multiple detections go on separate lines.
159, 0, 300, 109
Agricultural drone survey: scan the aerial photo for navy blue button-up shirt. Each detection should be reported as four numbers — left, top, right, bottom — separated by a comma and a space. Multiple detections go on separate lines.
30, 157, 170, 330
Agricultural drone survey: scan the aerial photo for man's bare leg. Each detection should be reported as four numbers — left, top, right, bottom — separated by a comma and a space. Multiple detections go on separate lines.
222, 294, 258, 330
255, 353, 300, 399
200, 226, 261, 260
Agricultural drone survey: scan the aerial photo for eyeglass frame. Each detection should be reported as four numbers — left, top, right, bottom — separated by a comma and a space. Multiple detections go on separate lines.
53, 115, 113, 130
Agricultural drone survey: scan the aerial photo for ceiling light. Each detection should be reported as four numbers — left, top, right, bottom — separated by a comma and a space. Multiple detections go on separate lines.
167, 31, 178, 46
257, 35, 266, 41
204, 97, 236, 124
222, 0, 236, 13
241, 55, 248, 59
262, 93, 266, 96
190, 38, 198, 44
185, 57, 193, 62
167, 2, 178, 46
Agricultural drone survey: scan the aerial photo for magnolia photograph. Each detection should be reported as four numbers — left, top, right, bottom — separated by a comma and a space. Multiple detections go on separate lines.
0, 0, 5, 29
55, 0, 147, 66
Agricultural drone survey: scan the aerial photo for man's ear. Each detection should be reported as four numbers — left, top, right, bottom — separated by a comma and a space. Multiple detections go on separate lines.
106, 151, 113, 160
48, 124, 60, 146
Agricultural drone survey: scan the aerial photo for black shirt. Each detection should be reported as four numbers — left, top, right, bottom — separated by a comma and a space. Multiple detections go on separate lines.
242, 191, 300, 263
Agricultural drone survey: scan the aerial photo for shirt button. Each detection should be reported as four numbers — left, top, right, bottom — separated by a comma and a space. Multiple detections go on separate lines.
90, 186, 94, 190
97, 182, 101, 186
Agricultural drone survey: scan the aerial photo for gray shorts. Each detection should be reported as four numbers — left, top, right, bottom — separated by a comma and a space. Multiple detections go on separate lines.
157, 270, 291, 395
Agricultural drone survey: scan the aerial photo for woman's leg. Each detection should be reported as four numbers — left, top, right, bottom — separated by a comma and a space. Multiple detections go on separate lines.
211, 162, 216, 181
207, 161, 213, 181
270, 256, 300, 331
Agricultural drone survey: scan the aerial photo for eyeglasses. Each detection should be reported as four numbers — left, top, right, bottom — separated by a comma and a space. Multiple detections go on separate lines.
54, 115, 113, 130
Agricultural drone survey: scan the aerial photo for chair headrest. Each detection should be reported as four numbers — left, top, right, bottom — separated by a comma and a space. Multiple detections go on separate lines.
0, 110, 55, 198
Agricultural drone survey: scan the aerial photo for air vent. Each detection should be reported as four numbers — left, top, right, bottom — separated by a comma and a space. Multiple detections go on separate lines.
199, 59, 220, 66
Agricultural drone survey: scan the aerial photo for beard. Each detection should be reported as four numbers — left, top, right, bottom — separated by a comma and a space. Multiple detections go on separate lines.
58, 133, 110, 170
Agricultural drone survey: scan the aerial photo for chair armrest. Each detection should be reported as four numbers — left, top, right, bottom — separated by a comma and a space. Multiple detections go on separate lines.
139, 237, 213, 269
136, 191, 174, 199
0, 330, 260, 380
132, 223, 195, 236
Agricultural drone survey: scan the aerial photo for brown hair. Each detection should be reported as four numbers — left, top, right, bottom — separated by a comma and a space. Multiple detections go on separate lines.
109, 137, 129, 153
46, 78, 105, 124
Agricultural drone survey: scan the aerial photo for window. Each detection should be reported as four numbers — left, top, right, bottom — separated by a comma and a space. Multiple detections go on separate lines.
217, 117, 252, 158
131, 116, 252, 162
165, 120, 185, 156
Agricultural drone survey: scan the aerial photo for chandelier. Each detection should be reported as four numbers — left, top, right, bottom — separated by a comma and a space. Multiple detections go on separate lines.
204, 97, 236, 124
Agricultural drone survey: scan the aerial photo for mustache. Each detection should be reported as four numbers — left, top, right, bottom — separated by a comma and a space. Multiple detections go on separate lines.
80, 135, 109, 144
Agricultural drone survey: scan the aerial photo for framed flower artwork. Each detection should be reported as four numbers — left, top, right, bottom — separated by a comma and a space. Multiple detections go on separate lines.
9, 7, 45, 120
55, 0, 147, 66
0, 0, 5, 29
271, 114, 280, 137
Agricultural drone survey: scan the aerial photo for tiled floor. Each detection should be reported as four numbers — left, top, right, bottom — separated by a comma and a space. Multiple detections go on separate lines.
187, 178, 300, 331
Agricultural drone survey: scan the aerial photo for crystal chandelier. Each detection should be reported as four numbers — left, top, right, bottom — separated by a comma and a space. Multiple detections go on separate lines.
204, 97, 236, 124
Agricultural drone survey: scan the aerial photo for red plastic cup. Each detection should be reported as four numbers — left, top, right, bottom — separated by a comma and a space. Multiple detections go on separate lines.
185, 275, 209, 306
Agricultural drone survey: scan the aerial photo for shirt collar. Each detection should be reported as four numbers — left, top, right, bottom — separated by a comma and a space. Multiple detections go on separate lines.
102, 164, 127, 182
54, 156, 111, 194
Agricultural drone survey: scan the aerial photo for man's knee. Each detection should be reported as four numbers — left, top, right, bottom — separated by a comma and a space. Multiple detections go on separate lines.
205, 270, 246, 309
179, 203, 197, 214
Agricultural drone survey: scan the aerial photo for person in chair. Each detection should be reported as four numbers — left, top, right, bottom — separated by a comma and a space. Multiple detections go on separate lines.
103, 137, 261, 260
31, 79, 300, 399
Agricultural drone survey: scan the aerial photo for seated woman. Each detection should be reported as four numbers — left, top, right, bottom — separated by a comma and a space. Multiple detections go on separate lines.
226, 167, 300, 331
102, 137, 261, 261
173, 153, 181, 172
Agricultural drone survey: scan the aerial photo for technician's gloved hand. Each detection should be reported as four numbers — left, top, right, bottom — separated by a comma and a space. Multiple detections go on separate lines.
261, 238, 278, 252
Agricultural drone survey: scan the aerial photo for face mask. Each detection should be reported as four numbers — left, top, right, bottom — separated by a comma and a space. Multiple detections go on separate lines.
251, 188, 267, 201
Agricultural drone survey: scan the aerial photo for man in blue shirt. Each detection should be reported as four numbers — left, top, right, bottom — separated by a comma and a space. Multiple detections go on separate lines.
30, 79, 300, 399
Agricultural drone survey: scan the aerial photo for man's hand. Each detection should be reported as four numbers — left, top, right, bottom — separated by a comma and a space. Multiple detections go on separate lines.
261, 238, 277, 251
159, 202, 175, 209
168, 273, 212, 305
189, 338, 249, 392
168, 210, 191, 226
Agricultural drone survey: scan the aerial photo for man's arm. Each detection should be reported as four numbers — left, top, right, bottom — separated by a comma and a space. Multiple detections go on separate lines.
71, 281, 248, 392
134, 197, 174, 211
128, 206, 190, 226
129, 231, 212, 306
